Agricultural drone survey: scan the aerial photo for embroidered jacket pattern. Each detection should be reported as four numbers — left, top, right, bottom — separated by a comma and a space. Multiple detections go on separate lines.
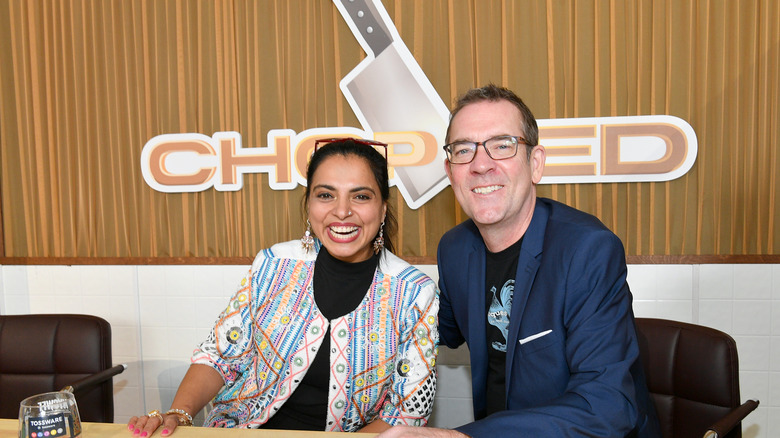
192, 240, 439, 431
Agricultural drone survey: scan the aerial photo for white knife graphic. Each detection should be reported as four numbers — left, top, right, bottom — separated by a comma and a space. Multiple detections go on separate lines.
334, 0, 451, 210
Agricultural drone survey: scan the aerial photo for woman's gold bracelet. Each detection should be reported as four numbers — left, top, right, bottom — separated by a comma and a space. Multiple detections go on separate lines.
165, 408, 193, 426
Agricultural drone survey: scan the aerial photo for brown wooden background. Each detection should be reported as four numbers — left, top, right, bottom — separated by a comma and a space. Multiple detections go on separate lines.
1, 0, 778, 264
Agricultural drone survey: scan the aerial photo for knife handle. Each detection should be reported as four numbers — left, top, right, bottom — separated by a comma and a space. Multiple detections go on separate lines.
335, 0, 392, 55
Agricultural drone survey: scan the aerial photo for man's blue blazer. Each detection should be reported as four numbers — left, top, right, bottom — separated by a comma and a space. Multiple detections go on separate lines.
437, 197, 659, 437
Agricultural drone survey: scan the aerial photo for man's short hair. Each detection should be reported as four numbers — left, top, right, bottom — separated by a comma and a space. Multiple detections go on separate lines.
446, 84, 539, 154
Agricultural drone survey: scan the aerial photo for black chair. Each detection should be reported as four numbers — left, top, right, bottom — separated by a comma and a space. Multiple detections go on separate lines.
0, 314, 125, 422
635, 318, 759, 438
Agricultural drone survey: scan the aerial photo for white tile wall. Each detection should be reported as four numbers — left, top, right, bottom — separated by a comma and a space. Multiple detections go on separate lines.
1, 263, 777, 437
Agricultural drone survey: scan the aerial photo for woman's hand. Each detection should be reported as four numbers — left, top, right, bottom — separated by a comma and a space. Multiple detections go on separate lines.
127, 364, 223, 436
127, 410, 189, 437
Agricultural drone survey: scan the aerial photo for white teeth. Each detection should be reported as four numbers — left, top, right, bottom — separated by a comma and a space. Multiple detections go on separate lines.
472, 185, 502, 194
330, 225, 358, 235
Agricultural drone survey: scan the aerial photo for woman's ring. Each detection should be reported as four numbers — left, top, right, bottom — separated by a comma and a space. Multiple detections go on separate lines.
147, 409, 164, 424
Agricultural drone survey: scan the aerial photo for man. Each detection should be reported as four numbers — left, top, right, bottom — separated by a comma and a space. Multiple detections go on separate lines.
378, 84, 659, 437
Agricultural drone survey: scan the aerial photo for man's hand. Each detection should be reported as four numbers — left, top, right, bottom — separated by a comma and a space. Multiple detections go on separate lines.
375, 425, 470, 438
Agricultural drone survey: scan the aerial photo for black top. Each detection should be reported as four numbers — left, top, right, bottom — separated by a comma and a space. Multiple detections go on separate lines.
483, 237, 523, 416
313, 247, 379, 320
260, 247, 379, 430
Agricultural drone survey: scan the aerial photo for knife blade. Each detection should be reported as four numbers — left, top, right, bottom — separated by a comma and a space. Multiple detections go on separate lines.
334, 0, 451, 209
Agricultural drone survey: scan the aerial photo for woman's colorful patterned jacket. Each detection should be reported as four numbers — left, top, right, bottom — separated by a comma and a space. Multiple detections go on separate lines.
191, 239, 439, 431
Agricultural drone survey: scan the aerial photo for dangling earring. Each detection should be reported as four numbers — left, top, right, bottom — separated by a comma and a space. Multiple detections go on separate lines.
373, 221, 385, 254
301, 220, 314, 252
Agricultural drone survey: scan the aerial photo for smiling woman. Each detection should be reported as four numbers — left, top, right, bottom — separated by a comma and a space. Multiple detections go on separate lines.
127, 138, 439, 436
303, 139, 393, 263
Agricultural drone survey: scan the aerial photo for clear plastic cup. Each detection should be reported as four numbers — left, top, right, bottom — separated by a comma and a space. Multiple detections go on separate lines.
18, 391, 82, 438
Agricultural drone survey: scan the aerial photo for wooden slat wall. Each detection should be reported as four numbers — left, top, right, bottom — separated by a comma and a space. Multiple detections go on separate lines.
1, 0, 778, 262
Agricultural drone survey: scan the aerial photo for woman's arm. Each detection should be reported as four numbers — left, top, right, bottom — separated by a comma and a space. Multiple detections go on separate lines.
130, 263, 263, 436
128, 364, 224, 437
380, 276, 439, 427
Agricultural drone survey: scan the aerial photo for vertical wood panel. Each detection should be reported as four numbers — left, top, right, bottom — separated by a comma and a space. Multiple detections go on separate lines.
0, 0, 778, 259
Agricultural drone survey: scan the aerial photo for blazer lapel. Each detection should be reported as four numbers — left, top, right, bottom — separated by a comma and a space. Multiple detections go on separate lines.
464, 235, 489, 414
505, 200, 549, 378
466, 242, 488, 361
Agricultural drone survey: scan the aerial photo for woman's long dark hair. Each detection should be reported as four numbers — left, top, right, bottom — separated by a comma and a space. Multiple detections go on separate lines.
302, 139, 397, 254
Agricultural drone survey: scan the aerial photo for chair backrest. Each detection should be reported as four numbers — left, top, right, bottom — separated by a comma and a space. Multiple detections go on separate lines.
635, 318, 742, 438
0, 314, 115, 422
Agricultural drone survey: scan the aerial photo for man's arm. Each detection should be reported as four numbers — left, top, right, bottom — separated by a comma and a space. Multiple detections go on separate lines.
377, 426, 468, 438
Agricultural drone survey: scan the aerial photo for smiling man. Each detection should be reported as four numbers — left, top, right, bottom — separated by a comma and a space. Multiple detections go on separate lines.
378, 84, 659, 438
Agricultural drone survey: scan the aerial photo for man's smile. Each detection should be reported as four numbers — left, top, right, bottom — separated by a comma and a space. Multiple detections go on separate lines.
472, 185, 504, 195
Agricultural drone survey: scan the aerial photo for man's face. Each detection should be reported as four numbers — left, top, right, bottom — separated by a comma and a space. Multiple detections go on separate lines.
444, 99, 545, 235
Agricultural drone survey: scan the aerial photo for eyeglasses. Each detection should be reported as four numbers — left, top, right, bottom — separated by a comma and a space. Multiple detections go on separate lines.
443, 135, 528, 164
314, 137, 388, 160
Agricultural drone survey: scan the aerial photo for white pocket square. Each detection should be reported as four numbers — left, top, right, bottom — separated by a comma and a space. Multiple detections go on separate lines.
518, 329, 553, 345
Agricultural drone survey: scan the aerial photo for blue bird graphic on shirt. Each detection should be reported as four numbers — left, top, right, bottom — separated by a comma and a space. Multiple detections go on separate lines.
488, 279, 514, 352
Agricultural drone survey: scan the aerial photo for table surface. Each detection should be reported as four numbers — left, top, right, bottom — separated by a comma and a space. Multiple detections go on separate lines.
1, 419, 377, 437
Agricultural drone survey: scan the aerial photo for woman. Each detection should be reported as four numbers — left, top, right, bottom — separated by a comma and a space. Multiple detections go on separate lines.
128, 138, 439, 436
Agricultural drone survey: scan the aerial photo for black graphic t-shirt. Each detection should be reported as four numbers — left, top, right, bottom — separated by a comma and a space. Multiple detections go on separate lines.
484, 237, 523, 416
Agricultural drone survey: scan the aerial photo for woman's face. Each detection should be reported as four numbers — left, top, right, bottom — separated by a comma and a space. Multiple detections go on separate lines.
307, 154, 386, 263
